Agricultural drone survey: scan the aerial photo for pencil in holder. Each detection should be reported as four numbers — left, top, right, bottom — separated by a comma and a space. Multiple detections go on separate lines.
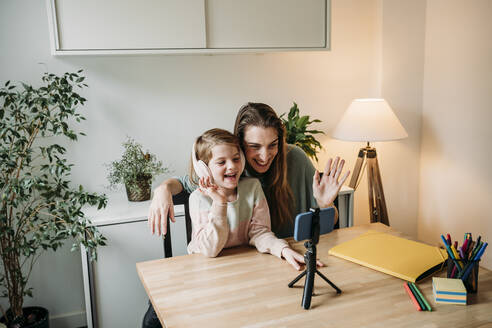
446, 258, 480, 293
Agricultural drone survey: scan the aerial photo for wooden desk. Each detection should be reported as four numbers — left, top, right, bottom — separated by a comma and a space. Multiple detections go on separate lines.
136, 223, 492, 328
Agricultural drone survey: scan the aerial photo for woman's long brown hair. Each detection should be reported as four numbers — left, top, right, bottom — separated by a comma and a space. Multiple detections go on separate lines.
234, 103, 294, 231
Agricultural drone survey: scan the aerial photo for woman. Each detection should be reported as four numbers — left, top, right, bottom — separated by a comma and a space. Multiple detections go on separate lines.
148, 102, 349, 264
143, 103, 349, 328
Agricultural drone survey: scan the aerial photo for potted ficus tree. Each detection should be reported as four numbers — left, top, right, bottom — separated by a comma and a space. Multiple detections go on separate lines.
106, 137, 168, 202
280, 102, 325, 161
0, 71, 107, 327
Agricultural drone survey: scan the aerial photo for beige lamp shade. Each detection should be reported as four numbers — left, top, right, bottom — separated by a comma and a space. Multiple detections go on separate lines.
332, 98, 408, 142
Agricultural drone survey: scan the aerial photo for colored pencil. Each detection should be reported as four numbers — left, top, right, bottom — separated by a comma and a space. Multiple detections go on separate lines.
450, 244, 463, 269
408, 282, 426, 311
441, 235, 463, 274
404, 283, 422, 311
467, 241, 475, 259
462, 238, 470, 253
410, 283, 432, 311
461, 242, 488, 281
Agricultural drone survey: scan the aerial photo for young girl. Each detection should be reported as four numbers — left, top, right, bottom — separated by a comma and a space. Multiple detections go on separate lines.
187, 128, 301, 263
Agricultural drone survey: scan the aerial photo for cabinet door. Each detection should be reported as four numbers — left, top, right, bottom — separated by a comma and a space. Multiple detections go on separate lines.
91, 220, 164, 328
53, 0, 206, 50
206, 0, 327, 48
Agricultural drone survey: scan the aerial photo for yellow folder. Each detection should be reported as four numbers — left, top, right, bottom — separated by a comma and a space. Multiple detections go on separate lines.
328, 230, 448, 282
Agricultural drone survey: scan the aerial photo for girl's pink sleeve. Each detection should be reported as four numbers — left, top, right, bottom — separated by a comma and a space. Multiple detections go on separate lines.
248, 183, 289, 258
186, 192, 229, 258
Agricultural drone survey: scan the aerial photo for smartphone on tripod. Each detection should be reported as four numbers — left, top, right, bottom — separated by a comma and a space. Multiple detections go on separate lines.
293, 207, 335, 242
289, 207, 341, 309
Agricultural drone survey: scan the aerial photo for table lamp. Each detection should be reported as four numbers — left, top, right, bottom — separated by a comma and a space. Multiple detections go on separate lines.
332, 98, 408, 225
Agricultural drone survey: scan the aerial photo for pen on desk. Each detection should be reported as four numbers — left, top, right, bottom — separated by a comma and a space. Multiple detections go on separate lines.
410, 283, 432, 311
404, 283, 422, 311
408, 282, 426, 311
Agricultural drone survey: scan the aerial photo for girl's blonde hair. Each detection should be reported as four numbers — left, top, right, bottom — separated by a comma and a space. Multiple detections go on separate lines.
189, 128, 241, 185
233, 103, 294, 232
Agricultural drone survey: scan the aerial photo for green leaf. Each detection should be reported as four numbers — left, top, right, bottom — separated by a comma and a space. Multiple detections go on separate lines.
282, 102, 324, 161
0, 71, 107, 311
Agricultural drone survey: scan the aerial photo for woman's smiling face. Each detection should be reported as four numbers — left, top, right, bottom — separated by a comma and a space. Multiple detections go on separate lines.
242, 126, 279, 174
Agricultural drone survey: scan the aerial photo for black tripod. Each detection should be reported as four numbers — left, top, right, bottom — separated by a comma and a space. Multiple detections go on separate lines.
288, 208, 341, 309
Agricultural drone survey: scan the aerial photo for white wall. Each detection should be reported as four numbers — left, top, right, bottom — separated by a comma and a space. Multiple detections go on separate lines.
379, 0, 426, 236
418, 0, 492, 269
1, 0, 390, 325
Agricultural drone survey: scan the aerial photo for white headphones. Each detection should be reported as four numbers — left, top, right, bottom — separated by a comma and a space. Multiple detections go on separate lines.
192, 139, 246, 183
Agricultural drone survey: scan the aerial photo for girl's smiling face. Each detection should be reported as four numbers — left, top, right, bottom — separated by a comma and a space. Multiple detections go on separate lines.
208, 144, 243, 190
242, 126, 279, 174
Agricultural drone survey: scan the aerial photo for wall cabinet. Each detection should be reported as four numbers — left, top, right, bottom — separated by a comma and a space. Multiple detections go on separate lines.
46, 0, 330, 55
206, 0, 327, 49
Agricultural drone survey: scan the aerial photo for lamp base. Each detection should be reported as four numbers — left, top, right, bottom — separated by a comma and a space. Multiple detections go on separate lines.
349, 145, 389, 225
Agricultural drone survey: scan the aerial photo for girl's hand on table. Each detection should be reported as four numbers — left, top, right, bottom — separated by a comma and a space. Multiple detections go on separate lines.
281, 247, 324, 271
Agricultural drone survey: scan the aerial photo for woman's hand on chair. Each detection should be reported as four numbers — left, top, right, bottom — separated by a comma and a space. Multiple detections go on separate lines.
148, 184, 175, 236
313, 157, 350, 208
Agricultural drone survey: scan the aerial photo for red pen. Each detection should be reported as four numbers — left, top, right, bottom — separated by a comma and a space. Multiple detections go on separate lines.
404, 283, 422, 311
446, 233, 451, 245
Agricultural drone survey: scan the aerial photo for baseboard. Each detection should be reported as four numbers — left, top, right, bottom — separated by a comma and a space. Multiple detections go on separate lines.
50, 310, 86, 328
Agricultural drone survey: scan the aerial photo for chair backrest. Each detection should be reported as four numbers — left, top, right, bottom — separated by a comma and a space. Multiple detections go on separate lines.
163, 190, 192, 258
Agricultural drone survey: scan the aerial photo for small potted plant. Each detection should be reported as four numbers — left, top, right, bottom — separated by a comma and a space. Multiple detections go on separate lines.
0, 71, 106, 327
280, 102, 325, 161
106, 138, 169, 202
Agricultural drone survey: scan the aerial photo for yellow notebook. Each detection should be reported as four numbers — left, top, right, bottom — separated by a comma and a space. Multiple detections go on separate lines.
328, 230, 448, 282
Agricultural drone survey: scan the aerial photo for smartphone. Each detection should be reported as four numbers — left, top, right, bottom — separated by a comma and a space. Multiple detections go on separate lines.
293, 207, 335, 241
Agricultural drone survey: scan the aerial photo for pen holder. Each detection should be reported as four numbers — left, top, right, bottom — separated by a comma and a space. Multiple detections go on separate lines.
446, 258, 480, 293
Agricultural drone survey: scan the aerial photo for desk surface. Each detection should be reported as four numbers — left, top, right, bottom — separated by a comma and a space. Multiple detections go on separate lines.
136, 223, 492, 328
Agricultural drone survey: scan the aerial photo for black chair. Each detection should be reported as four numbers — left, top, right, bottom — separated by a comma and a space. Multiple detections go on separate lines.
333, 196, 340, 229
163, 190, 192, 258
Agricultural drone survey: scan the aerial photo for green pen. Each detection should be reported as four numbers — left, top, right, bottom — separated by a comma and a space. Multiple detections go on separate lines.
408, 282, 426, 311
470, 241, 483, 260
410, 282, 432, 312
